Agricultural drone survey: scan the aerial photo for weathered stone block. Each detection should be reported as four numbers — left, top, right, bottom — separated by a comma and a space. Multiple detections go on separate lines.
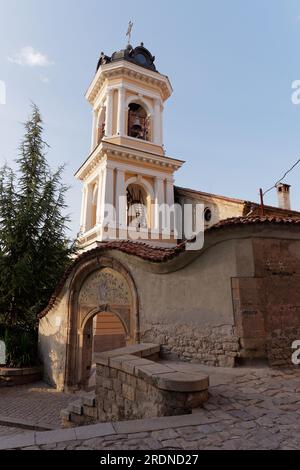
103, 400, 112, 413
109, 368, 117, 378
82, 394, 96, 407
112, 378, 122, 393
218, 355, 235, 367
122, 383, 135, 401
155, 371, 209, 392
102, 378, 113, 390
135, 362, 172, 382
82, 404, 98, 419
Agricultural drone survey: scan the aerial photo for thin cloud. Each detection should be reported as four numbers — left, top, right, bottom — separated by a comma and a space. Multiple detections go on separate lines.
40, 76, 50, 84
8, 46, 53, 67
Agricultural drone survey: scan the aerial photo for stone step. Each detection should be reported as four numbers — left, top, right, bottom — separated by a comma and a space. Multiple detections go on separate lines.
61, 393, 97, 427
68, 400, 83, 415
82, 392, 96, 407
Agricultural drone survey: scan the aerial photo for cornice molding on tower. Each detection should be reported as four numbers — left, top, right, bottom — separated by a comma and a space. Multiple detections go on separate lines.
75, 141, 184, 181
93, 82, 161, 114
86, 60, 172, 105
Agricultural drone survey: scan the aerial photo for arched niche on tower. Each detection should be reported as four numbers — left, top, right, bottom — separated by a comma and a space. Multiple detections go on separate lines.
91, 183, 98, 228
96, 107, 106, 144
125, 176, 154, 229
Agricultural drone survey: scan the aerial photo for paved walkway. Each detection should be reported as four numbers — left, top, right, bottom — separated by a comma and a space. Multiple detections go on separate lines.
0, 366, 300, 449
0, 382, 75, 429
0, 426, 25, 437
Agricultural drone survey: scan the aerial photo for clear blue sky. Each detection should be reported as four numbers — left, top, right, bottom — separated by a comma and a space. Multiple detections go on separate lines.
1, 0, 300, 235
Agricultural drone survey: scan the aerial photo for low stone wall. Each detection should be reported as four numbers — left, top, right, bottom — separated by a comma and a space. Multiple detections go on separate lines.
61, 344, 209, 427
142, 323, 239, 367
0, 367, 42, 386
267, 327, 300, 367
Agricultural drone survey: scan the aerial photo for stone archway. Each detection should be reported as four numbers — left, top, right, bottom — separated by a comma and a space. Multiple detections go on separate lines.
65, 256, 139, 389
81, 306, 129, 388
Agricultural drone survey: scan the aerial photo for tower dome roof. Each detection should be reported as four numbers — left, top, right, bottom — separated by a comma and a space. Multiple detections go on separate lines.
96, 43, 157, 72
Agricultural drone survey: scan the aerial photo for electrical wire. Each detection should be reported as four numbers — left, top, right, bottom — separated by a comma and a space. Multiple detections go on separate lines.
263, 158, 300, 196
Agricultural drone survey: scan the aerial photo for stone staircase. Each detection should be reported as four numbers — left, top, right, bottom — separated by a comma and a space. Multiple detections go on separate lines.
61, 391, 97, 427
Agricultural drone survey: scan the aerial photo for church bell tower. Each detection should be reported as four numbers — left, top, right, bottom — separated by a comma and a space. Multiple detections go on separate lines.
76, 40, 184, 250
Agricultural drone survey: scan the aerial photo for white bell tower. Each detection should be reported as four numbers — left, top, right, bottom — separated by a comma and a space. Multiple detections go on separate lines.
76, 42, 184, 250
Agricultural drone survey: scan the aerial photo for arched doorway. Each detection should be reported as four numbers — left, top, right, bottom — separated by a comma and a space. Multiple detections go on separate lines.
65, 257, 139, 390
82, 307, 129, 389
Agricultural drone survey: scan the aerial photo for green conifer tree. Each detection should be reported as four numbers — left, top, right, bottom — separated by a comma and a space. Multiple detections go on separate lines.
0, 104, 75, 366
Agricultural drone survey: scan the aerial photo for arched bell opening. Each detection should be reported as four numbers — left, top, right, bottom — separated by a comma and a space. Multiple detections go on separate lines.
127, 103, 149, 141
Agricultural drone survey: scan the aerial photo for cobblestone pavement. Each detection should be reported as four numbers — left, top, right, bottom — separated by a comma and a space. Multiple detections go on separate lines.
4, 366, 300, 450
0, 426, 25, 437
0, 382, 75, 428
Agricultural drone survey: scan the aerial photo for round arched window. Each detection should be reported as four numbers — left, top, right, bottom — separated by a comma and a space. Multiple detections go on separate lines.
204, 207, 212, 222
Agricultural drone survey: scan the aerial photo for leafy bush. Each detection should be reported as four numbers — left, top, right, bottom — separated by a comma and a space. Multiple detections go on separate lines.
0, 325, 38, 368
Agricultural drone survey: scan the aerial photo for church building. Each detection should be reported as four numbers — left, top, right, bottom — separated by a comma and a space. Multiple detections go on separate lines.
38, 41, 300, 391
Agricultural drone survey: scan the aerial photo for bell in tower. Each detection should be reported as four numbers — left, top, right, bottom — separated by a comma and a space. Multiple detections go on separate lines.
128, 103, 148, 140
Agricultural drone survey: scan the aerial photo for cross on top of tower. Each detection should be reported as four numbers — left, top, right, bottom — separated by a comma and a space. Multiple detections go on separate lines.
126, 21, 133, 45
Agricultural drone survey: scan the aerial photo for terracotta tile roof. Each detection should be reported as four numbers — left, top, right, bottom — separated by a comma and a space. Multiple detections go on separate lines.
175, 185, 246, 204
38, 240, 186, 318
38, 216, 300, 318
208, 215, 300, 230
175, 185, 300, 218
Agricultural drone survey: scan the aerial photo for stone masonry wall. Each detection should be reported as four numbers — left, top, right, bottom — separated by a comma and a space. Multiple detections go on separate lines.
141, 323, 240, 367
267, 326, 300, 367
61, 344, 209, 427
96, 362, 208, 422
95, 344, 209, 423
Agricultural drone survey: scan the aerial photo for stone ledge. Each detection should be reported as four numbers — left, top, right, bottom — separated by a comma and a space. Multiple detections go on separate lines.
154, 372, 209, 392
0, 366, 42, 386
95, 343, 160, 366
0, 366, 41, 376
95, 344, 209, 393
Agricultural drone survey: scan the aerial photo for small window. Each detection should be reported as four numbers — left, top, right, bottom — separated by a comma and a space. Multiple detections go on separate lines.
204, 207, 212, 223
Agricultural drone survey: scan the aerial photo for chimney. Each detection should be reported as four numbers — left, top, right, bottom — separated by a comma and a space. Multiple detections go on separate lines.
276, 183, 291, 210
